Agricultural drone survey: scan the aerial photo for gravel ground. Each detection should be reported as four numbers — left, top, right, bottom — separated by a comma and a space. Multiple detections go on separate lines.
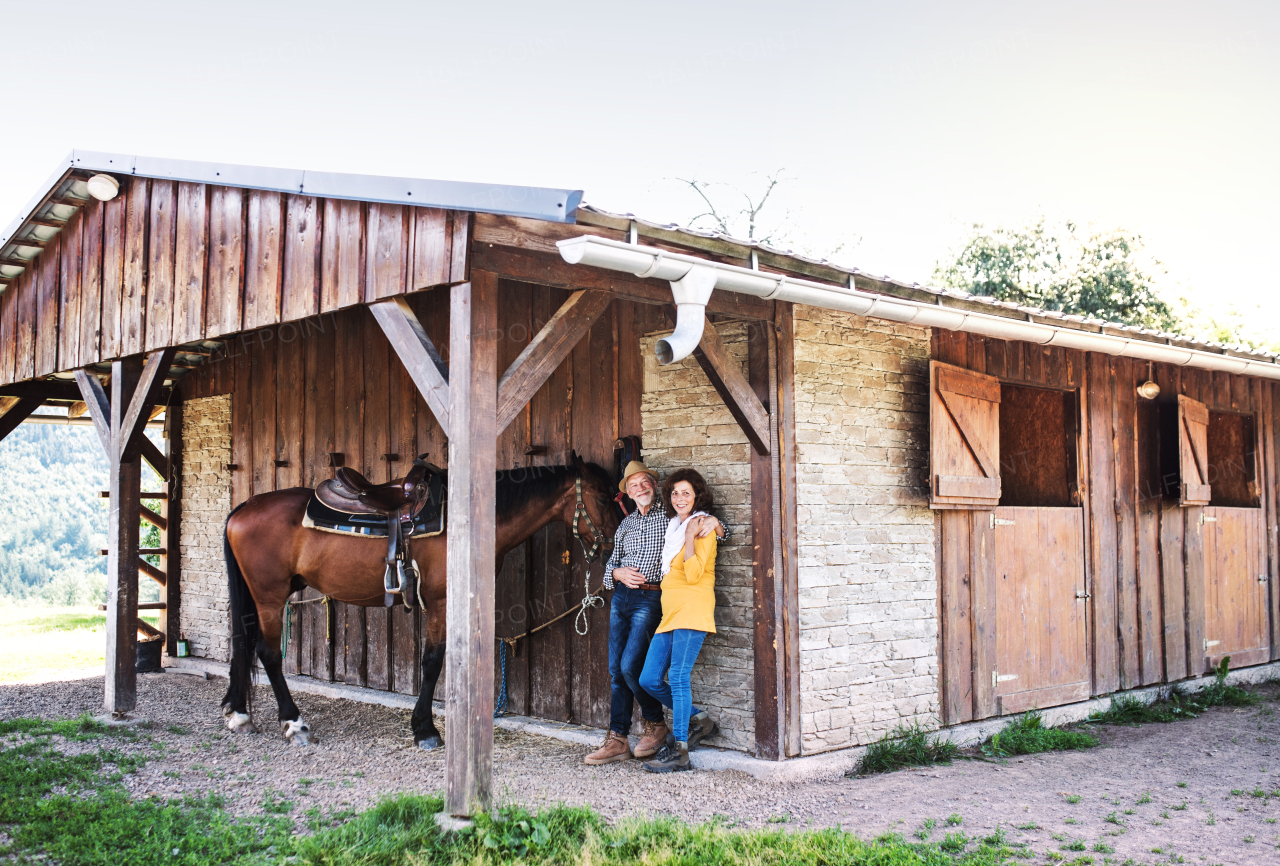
5, 670, 1280, 864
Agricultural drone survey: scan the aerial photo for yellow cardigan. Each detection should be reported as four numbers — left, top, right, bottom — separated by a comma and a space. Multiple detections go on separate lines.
656, 533, 717, 634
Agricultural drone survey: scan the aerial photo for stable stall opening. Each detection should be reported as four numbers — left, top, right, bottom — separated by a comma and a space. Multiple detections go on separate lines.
997, 383, 1079, 508
1207, 411, 1258, 508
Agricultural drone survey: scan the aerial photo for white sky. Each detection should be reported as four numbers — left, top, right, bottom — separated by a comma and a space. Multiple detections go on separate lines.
1, 1, 1276, 333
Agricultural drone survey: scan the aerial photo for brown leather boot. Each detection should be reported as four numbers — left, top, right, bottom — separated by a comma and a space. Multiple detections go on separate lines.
633, 720, 670, 759
584, 731, 632, 765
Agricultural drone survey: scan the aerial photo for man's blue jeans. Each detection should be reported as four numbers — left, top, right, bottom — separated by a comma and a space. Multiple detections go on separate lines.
639, 628, 707, 743
608, 585, 666, 735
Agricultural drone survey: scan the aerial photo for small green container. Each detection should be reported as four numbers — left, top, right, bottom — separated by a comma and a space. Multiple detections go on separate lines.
175, 638, 190, 658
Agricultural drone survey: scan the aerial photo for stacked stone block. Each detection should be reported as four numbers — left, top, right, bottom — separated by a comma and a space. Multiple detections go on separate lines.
640, 322, 755, 752
791, 305, 938, 753
178, 395, 233, 662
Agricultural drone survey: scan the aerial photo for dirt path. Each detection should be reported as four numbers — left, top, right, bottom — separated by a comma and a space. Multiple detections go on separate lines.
4, 672, 1279, 864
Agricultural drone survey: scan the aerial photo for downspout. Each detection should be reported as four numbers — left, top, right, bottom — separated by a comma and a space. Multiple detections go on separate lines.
556, 235, 1280, 381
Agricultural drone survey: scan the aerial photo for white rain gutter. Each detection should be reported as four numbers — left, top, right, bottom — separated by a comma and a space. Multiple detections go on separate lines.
557, 235, 1280, 380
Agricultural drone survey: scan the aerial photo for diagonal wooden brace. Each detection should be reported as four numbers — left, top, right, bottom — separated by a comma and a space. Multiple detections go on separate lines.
370, 297, 452, 438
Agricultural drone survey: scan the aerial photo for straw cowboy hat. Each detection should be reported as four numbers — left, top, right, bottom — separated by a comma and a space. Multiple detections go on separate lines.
618, 460, 659, 493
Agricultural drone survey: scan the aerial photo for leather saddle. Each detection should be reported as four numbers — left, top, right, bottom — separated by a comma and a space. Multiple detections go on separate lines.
316, 459, 430, 516
313, 455, 440, 610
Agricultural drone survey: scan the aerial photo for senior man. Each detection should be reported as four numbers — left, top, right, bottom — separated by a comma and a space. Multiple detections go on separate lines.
584, 460, 727, 765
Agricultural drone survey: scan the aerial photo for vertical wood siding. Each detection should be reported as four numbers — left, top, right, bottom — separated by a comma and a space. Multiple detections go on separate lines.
178, 285, 646, 727
0, 183, 468, 385
936, 328, 1280, 723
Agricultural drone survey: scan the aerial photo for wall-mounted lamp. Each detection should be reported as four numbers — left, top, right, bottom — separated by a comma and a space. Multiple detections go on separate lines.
86, 174, 120, 202
1137, 380, 1161, 400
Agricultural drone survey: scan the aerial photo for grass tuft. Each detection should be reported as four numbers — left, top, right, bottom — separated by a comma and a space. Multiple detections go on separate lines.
1089, 658, 1258, 726
981, 712, 1098, 757
855, 722, 959, 775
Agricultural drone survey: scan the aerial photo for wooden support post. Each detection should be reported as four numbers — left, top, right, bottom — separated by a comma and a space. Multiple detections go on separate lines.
75, 348, 176, 716
444, 273, 499, 817
748, 316, 784, 759
163, 402, 182, 655
775, 302, 802, 757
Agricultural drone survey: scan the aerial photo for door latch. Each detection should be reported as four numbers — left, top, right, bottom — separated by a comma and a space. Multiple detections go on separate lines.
1204, 639, 1221, 650
1261, 575, 1269, 583
1076, 590, 1092, 599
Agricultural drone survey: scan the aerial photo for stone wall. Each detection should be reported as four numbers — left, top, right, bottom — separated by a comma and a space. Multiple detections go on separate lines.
639, 322, 755, 752
791, 305, 938, 754
178, 395, 233, 662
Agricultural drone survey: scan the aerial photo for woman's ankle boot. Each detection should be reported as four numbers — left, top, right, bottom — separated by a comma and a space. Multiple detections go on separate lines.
642, 740, 691, 773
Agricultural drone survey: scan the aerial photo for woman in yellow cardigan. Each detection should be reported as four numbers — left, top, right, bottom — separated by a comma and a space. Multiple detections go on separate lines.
638, 468, 720, 773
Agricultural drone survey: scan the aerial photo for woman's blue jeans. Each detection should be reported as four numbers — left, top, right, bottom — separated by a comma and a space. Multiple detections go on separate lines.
639, 628, 707, 743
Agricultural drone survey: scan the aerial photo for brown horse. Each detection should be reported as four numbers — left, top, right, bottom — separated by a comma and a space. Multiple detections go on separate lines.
219, 454, 620, 748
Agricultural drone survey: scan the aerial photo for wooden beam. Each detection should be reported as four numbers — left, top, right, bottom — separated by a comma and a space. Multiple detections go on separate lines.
104, 355, 144, 715
138, 434, 170, 481
74, 370, 112, 454
138, 558, 166, 586
136, 618, 163, 640
495, 289, 611, 431
164, 402, 182, 655
748, 316, 783, 760
369, 297, 452, 438
139, 502, 168, 531
470, 245, 776, 322
444, 273, 499, 817
5, 379, 93, 402
673, 308, 771, 455
775, 302, 802, 757
119, 349, 176, 463
0, 397, 42, 441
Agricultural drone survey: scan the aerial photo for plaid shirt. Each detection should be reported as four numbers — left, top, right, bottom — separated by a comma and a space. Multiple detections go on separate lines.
603, 503, 732, 590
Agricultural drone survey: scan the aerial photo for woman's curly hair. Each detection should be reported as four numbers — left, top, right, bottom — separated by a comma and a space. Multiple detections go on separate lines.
662, 468, 715, 519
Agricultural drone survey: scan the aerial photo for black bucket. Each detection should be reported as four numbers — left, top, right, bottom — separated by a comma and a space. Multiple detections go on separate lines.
136, 638, 163, 673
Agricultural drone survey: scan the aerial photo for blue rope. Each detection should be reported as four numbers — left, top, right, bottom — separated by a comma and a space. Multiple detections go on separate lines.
494, 640, 510, 718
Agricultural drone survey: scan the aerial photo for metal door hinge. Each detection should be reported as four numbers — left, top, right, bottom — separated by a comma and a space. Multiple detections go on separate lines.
991, 515, 1016, 528
996, 673, 1018, 683
1076, 590, 1092, 599
1205, 639, 1221, 650
1200, 514, 1218, 525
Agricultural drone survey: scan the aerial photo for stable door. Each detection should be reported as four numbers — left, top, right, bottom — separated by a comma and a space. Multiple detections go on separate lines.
1202, 506, 1268, 671
993, 506, 1090, 714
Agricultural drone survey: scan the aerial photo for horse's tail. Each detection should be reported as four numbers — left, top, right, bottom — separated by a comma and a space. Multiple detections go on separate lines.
221, 502, 258, 718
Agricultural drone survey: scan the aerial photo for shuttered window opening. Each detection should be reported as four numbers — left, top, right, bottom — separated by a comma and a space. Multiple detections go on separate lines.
929, 361, 1002, 509
997, 383, 1081, 508
1206, 410, 1260, 508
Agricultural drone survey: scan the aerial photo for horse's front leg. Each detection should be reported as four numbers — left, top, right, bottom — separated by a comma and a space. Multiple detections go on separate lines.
256, 604, 311, 745
412, 597, 447, 749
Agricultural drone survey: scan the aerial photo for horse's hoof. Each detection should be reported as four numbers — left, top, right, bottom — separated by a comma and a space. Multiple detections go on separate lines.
415, 735, 443, 751
225, 710, 258, 734
281, 718, 312, 745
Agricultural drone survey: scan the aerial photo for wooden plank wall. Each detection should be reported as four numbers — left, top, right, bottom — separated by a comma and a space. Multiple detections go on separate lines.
935, 328, 1280, 722
179, 285, 662, 726
0, 182, 470, 385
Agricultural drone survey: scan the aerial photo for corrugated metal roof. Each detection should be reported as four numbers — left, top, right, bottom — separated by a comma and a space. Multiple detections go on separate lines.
0, 150, 583, 289
573, 203, 1278, 367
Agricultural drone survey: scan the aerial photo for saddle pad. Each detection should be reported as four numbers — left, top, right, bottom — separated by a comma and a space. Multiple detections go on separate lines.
303, 475, 446, 539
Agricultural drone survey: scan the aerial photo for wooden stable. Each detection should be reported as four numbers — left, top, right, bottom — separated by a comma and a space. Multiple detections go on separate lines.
932, 329, 1279, 723
2, 152, 1280, 816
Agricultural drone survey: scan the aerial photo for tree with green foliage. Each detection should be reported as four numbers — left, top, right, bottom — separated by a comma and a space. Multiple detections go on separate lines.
934, 218, 1179, 332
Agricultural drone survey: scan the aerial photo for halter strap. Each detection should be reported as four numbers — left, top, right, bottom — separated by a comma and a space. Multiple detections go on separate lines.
571, 474, 608, 564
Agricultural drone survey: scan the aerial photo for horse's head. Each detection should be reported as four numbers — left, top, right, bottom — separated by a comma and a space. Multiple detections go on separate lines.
570, 451, 623, 564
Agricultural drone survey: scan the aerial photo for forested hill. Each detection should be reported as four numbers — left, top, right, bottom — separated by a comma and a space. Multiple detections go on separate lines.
0, 420, 164, 606
0, 422, 108, 604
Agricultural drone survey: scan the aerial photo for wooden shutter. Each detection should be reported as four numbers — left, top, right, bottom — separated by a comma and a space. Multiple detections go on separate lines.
930, 361, 1002, 509
1178, 395, 1212, 506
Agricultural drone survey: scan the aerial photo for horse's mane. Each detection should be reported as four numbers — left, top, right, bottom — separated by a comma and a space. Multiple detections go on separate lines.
493, 462, 615, 520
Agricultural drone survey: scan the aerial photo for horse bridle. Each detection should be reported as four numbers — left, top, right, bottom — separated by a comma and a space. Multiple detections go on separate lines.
571, 474, 610, 564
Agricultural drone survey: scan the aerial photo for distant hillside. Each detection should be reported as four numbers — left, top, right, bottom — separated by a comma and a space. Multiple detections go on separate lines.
0, 420, 164, 606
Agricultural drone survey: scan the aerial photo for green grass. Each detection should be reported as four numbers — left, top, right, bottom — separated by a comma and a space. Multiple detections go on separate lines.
0, 606, 161, 682
980, 712, 1097, 758
1088, 658, 1258, 726
856, 722, 960, 774
0, 714, 1033, 866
